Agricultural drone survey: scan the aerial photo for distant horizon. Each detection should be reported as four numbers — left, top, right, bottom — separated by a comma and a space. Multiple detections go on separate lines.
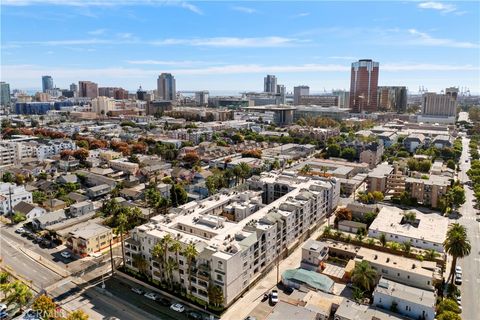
2, 1, 479, 93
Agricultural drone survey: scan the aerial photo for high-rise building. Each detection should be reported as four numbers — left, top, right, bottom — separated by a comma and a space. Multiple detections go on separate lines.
421, 93, 456, 118
70, 83, 78, 94
377, 86, 407, 113
157, 73, 176, 101
42, 75, 54, 93
445, 87, 459, 101
264, 75, 277, 93
0, 82, 11, 106
195, 91, 209, 105
91, 96, 115, 115
136, 86, 147, 101
349, 59, 379, 113
276, 85, 286, 104
98, 87, 129, 99
78, 81, 99, 99
293, 85, 310, 105
333, 90, 350, 108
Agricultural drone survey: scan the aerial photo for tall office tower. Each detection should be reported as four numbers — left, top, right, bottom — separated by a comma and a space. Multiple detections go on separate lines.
445, 87, 459, 101
293, 85, 310, 105
157, 73, 176, 101
332, 90, 350, 108
42, 75, 54, 93
195, 91, 209, 105
78, 81, 99, 98
264, 75, 277, 93
276, 85, 286, 104
136, 86, 147, 101
349, 59, 379, 113
0, 82, 11, 106
70, 83, 78, 93
377, 86, 407, 113
421, 93, 457, 117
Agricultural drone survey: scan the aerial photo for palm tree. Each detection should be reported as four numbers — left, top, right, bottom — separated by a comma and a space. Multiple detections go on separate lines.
443, 223, 471, 285
424, 249, 439, 261
351, 261, 377, 292
388, 242, 400, 251
322, 225, 332, 238
379, 233, 387, 247
164, 257, 178, 289
300, 164, 312, 175
183, 242, 198, 295
151, 241, 165, 282
169, 240, 182, 267
238, 162, 251, 183
402, 240, 412, 254
115, 212, 128, 267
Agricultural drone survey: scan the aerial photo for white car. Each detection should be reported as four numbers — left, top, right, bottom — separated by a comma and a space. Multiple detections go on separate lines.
455, 274, 462, 285
131, 287, 145, 295
170, 303, 185, 313
144, 292, 159, 300
456, 296, 461, 306
270, 290, 279, 304
61, 251, 71, 259
15, 227, 26, 234
455, 266, 462, 274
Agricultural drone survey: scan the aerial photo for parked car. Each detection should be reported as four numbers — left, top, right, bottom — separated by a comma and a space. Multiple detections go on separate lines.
0, 304, 6, 312
61, 251, 71, 259
0, 310, 8, 320
131, 287, 145, 295
270, 290, 278, 304
455, 266, 462, 274
284, 286, 294, 294
455, 274, 463, 285
144, 292, 160, 300
243, 317, 257, 320
15, 227, 26, 234
170, 303, 185, 313
158, 298, 170, 306
456, 295, 461, 306
186, 310, 203, 319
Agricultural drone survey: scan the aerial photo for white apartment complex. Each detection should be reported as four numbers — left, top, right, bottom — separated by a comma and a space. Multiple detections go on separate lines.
0, 183, 33, 214
368, 206, 448, 252
1, 139, 77, 163
125, 173, 339, 307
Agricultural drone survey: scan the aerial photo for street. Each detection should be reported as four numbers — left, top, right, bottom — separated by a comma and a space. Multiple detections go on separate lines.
455, 136, 480, 320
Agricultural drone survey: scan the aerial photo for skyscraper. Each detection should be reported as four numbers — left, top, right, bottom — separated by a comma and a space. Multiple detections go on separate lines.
0, 82, 11, 106
349, 59, 379, 113
264, 75, 277, 93
70, 83, 78, 94
293, 85, 310, 105
377, 86, 407, 113
157, 73, 176, 101
78, 81, 99, 98
42, 75, 53, 93
445, 87, 459, 101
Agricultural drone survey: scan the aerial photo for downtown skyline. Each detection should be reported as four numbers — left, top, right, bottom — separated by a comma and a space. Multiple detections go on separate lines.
1, 0, 479, 93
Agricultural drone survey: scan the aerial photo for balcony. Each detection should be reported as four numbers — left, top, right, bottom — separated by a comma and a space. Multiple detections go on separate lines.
196, 270, 210, 281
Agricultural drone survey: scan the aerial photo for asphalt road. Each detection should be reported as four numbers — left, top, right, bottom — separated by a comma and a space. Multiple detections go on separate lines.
456, 137, 480, 320
0, 232, 62, 289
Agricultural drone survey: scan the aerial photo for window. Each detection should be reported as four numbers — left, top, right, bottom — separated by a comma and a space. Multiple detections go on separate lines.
216, 274, 223, 282
217, 261, 223, 270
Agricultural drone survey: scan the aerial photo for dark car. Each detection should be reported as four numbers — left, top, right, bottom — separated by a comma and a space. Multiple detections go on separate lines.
186, 311, 203, 319
158, 298, 170, 306
284, 286, 294, 294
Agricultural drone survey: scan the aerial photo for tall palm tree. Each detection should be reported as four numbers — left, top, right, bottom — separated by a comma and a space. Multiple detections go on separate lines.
115, 212, 128, 267
443, 223, 471, 285
151, 241, 165, 282
238, 162, 251, 183
379, 233, 387, 247
351, 261, 377, 292
183, 242, 198, 295
169, 240, 182, 267
164, 257, 178, 289
300, 164, 312, 175
160, 234, 173, 281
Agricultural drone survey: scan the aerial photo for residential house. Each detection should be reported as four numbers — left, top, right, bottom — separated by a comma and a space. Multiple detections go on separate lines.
373, 278, 436, 320
13, 201, 46, 222
43, 198, 67, 212
33, 210, 67, 229
431, 135, 452, 149
301, 239, 329, 271
86, 184, 112, 198
69, 201, 94, 217
403, 134, 425, 153
0, 183, 33, 215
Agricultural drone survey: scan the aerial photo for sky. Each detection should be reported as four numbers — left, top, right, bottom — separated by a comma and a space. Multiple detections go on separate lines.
1, 0, 479, 94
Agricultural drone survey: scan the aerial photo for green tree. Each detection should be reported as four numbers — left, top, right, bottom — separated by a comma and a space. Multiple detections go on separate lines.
327, 144, 341, 158
32, 191, 47, 204
300, 164, 313, 174
437, 298, 461, 314
170, 184, 188, 207
437, 311, 462, 320
340, 147, 356, 161
446, 159, 456, 170
371, 191, 384, 202
402, 240, 412, 254
32, 294, 57, 318
132, 254, 149, 277
183, 242, 198, 295
152, 242, 166, 282
1, 280, 33, 308
424, 249, 439, 261
208, 284, 224, 307
66, 310, 89, 320
169, 239, 182, 267
448, 185, 466, 209
0, 272, 9, 284
164, 257, 178, 289
115, 212, 128, 267
12, 213, 26, 223
444, 223, 471, 285
379, 233, 387, 247
351, 261, 377, 292
2, 171, 14, 183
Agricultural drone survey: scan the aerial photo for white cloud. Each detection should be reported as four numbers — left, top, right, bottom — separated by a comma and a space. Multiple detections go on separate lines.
2, 0, 203, 14
150, 37, 307, 47
417, 2, 457, 13
407, 29, 479, 48
232, 6, 257, 14
88, 28, 106, 35
292, 12, 310, 18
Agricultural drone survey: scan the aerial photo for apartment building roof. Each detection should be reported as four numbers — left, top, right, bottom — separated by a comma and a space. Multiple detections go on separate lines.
68, 222, 111, 240
356, 247, 434, 278
374, 278, 436, 308
405, 175, 450, 186
266, 301, 317, 320
369, 206, 448, 245
368, 163, 394, 178
335, 299, 407, 320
